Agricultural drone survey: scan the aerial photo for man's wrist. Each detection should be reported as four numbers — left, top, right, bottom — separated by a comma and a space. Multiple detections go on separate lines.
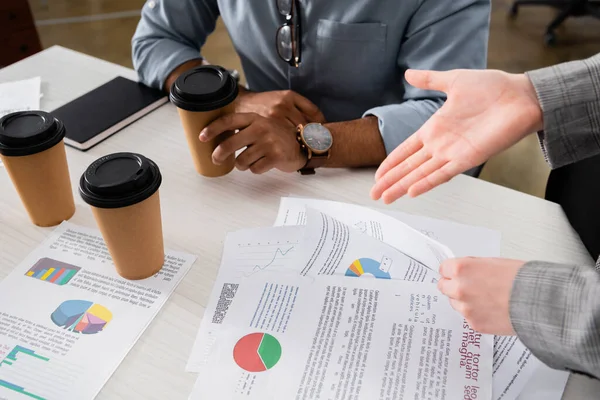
323, 117, 386, 168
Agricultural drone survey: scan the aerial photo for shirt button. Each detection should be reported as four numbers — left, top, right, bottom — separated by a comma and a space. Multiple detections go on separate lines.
148, 1, 156, 9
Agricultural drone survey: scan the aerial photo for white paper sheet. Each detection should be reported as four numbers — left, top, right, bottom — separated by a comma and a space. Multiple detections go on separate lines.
0, 77, 41, 118
516, 363, 569, 400
0, 222, 196, 400
385, 210, 502, 258
275, 197, 454, 269
493, 336, 568, 400
189, 272, 493, 399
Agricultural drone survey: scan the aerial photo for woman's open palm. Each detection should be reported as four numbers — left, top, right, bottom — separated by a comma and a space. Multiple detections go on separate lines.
371, 69, 542, 203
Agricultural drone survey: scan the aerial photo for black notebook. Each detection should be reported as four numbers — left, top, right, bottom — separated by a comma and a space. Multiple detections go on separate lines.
52, 76, 168, 151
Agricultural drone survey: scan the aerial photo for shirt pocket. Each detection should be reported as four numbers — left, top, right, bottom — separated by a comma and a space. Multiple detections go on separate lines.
315, 19, 388, 99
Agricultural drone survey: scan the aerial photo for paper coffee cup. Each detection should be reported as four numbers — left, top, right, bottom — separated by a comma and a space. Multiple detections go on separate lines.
79, 153, 164, 280
0, 111, 75, 227
170, 66, 238, 177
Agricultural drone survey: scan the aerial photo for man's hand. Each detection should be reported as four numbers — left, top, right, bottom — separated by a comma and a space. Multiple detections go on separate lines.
235, 90, 326, 127
200, 113, 306, 174
438, 257, 525, 335
371, 69, 543, 204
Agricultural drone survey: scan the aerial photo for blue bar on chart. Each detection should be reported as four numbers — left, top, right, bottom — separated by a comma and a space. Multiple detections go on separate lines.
0, 379, 45, 400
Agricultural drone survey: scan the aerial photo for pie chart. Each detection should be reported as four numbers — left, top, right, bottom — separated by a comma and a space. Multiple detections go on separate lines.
51, 300, 112, 334
346, 258, 391, 279
233, 332, 282, 372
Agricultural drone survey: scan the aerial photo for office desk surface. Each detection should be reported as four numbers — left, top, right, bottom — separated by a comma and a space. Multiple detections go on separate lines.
0, 46, 597, 399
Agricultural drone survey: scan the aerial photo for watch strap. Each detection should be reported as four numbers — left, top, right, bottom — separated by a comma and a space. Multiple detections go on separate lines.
305, 154, 328, 169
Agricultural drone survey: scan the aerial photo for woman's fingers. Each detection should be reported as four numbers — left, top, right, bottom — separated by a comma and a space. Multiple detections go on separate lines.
374, 134, 423, 181
372, 149, 430, 201
405, 69, 457, 93
406, 161, 462, 197
381, 158, 447, 203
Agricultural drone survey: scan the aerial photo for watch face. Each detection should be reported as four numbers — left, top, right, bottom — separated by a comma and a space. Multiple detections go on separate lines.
302, 124, 333, 153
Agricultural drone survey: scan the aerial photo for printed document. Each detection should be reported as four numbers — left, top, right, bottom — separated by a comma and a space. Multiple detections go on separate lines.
0, 222, 195, 400
0, 77, 41, 118
189, 273, 493, 399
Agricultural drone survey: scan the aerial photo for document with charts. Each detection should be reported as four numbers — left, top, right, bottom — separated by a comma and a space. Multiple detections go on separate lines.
189, 273, 493, 400
273, 197, 568, 400
0, 222, 195, 400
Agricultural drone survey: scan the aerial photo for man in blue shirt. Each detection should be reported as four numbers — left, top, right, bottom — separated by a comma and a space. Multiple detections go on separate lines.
133, 0, 490, 174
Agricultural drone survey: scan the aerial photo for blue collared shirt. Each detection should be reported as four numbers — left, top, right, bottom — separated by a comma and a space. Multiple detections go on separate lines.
132, 0, 490, 153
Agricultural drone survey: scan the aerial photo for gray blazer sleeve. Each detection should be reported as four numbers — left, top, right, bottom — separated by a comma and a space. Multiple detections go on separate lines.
509, 53, 600, 379
510, 260, 600, 379
525, 53, 600, 169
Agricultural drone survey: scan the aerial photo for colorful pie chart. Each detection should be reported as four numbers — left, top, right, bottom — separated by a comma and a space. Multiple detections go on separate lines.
51, 300, 112, 334
233, 332, 282, 372
346, 257, 391, 279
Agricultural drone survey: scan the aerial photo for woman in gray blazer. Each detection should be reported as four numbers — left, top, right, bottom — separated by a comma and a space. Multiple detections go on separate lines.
371, 54, 600, 379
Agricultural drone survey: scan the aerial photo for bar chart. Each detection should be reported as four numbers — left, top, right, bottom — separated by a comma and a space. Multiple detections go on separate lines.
0, 345, 77, 400
25, 258, 81, 286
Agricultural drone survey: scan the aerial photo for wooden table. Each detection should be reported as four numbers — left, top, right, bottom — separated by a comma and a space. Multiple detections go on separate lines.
0, 46, 598, 399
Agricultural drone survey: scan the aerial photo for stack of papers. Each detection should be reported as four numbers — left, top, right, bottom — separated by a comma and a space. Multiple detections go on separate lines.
186, 197, 569, 399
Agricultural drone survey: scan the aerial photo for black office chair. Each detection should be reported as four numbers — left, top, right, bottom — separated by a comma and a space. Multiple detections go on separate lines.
545, 153, 600, 261
509, 0, 600, 45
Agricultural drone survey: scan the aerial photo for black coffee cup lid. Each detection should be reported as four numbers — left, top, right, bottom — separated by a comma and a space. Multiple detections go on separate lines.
79, 153, 162, 209
169, 65, 238, 111
0, 111, 66, 157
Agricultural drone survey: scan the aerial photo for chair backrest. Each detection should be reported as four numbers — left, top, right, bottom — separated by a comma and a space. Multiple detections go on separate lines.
546, 153, 600, 261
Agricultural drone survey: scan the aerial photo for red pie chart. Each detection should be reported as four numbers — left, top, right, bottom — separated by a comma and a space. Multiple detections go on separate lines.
233, 332, 282, 372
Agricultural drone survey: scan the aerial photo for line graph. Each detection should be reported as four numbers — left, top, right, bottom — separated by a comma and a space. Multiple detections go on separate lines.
242, 246, 295, 277
235, 241, 298, 278
353, 221, 368, 234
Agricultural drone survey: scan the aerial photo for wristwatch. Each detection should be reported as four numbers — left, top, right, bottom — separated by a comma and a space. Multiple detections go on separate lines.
227, 69, 241, 83
296, 123, 333, 175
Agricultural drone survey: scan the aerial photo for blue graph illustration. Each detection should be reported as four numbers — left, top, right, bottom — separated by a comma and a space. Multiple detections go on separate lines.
345, 258, 392, 279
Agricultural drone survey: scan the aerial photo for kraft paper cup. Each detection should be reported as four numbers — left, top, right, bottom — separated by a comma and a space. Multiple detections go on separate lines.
170, 65, 238, 177
0, 111, 75, 227
80, 153, 164, 280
